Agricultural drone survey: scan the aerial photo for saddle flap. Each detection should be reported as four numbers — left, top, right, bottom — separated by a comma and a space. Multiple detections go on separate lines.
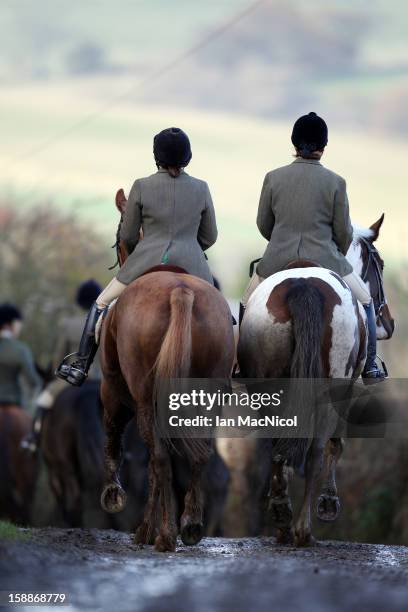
95, 300, 117, 345
284, 259, 322, 270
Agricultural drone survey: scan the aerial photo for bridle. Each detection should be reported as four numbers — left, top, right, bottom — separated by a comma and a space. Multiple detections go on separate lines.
360, 237, 387, 328
109, 215, 124, 270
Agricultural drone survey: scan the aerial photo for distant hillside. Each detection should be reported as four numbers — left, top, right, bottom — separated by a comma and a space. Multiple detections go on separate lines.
0, 1, 249, 79
145, 0, 408, 136
1, 0, 407, 136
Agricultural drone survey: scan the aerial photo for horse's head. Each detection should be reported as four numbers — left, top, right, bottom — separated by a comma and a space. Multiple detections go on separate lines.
109, 189, 130, 270
347, 214, 395, 340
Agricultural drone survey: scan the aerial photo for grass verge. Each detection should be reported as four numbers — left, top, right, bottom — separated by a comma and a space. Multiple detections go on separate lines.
0, 520, 30, 541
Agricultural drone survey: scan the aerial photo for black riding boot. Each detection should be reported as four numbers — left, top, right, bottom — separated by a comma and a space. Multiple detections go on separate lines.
21, 406, 46, 453
56, 302, 105, 386
239, 302, 245, 328
362, 301, 386, 383
232, 302, 246, 379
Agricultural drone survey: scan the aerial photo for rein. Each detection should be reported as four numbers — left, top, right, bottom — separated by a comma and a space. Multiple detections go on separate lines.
360, 237, 386, 325
109, 215, 124, 270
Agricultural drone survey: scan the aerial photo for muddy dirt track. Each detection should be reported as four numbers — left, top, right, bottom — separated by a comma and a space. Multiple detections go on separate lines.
1, 529, 408, 612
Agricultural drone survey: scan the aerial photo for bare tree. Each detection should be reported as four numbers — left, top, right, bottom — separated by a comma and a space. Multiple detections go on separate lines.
0, 203, 112, 366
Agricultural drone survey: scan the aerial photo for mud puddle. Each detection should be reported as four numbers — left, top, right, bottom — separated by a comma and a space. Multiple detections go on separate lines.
1, 529, 408, 611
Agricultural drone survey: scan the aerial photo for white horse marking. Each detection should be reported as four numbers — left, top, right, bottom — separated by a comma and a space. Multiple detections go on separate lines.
346, 241, 364, 277
351, 224, 374, 242
329, 291, 358, 378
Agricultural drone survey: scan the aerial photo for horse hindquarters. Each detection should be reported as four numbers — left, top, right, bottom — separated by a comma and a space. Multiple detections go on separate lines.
103, 273, 234, 552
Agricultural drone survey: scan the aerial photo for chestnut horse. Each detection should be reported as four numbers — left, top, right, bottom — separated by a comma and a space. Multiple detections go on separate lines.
98, 266, 234, 552
0, 405, 37, 524
238, 216, 394, 546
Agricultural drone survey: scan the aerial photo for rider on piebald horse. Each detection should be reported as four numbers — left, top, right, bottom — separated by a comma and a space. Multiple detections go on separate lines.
241, 111, 386, 381
56, 127, 218, 386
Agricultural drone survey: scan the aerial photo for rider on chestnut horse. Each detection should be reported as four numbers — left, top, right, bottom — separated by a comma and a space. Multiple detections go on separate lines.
241, 111, 387, 381
0, 303, 41, 408
0, 303, 41, 523
22, 279, 103, 452
56, 127, 218, 386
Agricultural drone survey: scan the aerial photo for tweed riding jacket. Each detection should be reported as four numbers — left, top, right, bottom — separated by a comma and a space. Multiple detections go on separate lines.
117, 169, 217, 285
256, 158, 353, 278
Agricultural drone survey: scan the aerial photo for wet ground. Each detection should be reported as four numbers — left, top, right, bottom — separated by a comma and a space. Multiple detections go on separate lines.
1, 529, 408, 611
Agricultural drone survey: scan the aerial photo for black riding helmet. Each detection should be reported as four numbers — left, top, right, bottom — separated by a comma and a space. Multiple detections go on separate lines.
153, 127, 192, 168
0, 303, 23, 328
291, 112, 328, 154
76, 279, 102, 311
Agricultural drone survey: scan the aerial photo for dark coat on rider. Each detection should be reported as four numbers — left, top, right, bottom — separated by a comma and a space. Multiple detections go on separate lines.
116, 168, 217, 285
256, 158, 353, 278
0, 334, 41, 406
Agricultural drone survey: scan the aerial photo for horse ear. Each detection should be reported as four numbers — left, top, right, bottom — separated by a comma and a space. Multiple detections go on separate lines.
115, 188, 127, 214
369, 213, 384, 242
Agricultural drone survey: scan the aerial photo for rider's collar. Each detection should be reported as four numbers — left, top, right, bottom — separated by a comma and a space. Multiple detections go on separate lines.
157, 167, 185, 174
292, 158, 322, 165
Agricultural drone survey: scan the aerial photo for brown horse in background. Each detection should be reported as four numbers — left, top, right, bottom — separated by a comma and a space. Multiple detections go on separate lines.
0, 405, 37, 524
41, 382, 113, 528
99, 266, 235, 552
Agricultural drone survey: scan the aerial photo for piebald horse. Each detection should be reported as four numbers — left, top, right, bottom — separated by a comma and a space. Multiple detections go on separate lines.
99, 195, 235, 552
238, 215, 394, 546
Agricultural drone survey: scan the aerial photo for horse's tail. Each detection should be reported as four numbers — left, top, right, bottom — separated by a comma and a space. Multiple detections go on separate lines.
153, 286, 211, 463
154, 286, 194, 380
286, 279, 325, 379
279, 279, 325, 468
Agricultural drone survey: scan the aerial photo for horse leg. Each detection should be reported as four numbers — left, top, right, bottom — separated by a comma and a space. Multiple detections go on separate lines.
134, 459, 159, 545
267, 454, 294, 544
132, 405, 159, 545
294, 440, 324, 546
317, 437, 344, 522
180, 459, 206, 546
152, 436, 177, 552
100, 380, 131, 513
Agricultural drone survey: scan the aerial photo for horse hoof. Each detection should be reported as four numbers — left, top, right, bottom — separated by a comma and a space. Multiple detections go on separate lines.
180, 520, 204, 546
317, 494, 340, 522
267, 496, 293, 529
134, 522, 156, 546
100, 483, 127, 513
154, 533, 176, 553
294, 529, 316, 547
